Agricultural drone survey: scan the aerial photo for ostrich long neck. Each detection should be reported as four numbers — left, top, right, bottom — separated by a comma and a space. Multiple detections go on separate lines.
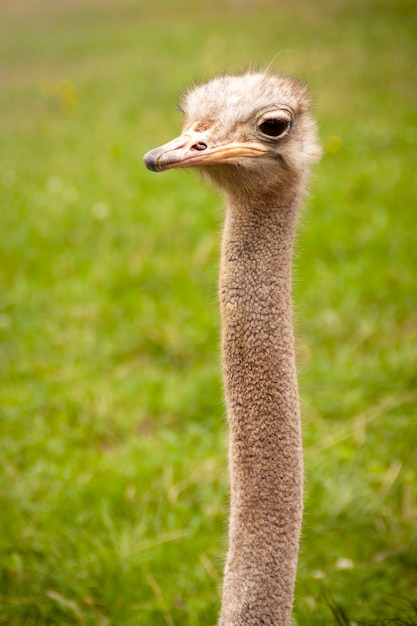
218, 184, 303, 626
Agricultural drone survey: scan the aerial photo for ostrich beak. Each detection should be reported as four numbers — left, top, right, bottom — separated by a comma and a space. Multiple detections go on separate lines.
143, 132, 267, 172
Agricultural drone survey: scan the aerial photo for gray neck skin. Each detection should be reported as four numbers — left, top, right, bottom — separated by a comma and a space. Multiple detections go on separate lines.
217, 185, 303, 626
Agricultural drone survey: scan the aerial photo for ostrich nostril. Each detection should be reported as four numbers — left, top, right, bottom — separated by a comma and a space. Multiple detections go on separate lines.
191, 142, 208, 151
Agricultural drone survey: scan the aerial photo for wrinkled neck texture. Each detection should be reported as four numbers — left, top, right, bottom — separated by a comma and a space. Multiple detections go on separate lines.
217, 181, 303, 626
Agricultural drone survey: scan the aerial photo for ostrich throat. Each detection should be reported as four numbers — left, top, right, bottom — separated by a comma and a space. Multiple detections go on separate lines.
218, 183, 303, 625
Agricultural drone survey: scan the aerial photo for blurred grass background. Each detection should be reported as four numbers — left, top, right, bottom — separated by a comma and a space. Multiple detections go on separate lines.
0, 0, 416, 624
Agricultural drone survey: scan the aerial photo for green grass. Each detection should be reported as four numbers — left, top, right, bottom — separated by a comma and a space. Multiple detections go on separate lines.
1, 0, 416, 624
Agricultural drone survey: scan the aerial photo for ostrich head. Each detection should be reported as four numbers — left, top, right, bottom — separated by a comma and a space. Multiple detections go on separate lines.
144, 72, 321, 197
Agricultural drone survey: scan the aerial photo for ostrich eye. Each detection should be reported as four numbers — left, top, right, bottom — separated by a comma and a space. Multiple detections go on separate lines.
259, 118, 289, 138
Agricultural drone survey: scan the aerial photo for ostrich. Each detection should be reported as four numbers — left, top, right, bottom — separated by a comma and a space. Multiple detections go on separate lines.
144, 71, 321, 626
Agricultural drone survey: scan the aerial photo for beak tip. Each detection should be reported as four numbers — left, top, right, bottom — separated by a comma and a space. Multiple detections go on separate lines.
143, 149, 162, 172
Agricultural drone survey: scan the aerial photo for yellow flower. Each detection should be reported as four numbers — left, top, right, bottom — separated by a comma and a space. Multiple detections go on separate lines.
324, 135, 342, 153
